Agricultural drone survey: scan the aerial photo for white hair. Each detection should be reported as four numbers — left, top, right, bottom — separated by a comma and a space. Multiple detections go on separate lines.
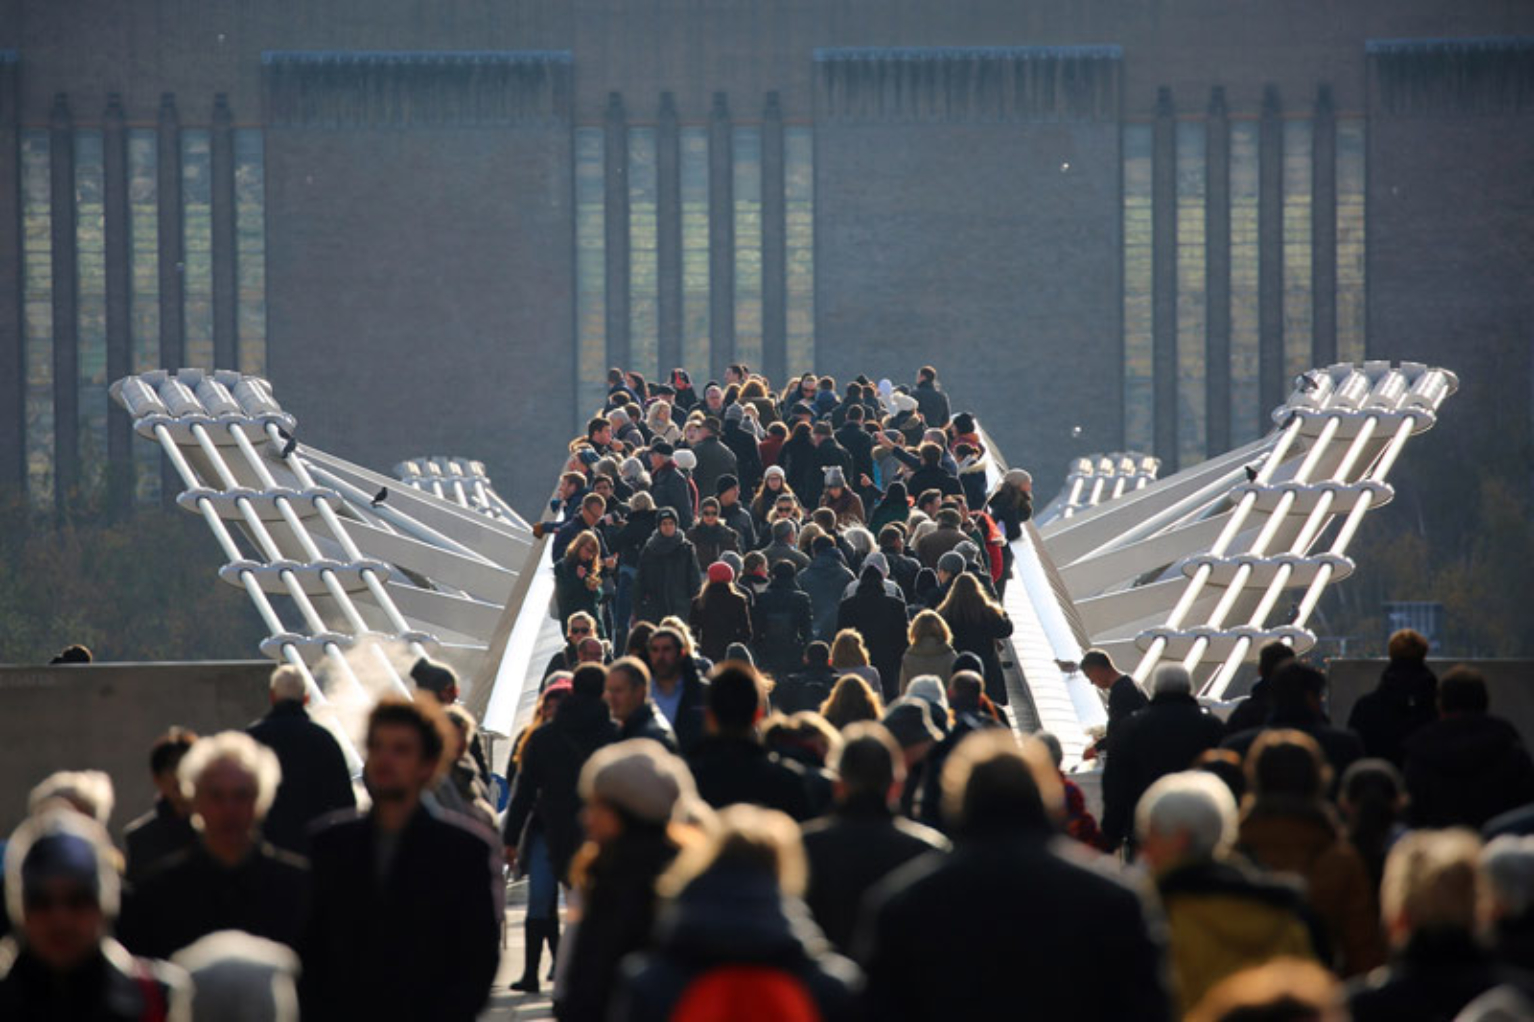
29, 770, 115, 826
269, 664, 307, 703
1136, 771, 1237, 861
172, 930, 300, 1022
6, 809, 122, 925
1483, 835, 1534, 918
178, 731, 283, 819
1151, 663, 1193, 697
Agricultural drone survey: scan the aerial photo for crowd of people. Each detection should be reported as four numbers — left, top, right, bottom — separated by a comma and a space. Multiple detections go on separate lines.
4, 364, 1534, 1022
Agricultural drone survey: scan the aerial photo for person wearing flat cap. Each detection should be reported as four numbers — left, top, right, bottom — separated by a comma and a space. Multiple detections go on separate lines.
557, 739, 699, 1022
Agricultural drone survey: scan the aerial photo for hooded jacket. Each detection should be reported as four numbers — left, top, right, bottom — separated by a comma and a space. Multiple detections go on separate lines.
501, 692, 620, 881
685, 520, 740, 569
1156, 858, 1318, 1016
1238, 796, 1385, 977
635, 529, 703, 626
1404, 712, 1534, 829
615, 865, 862, 1022
752, 574, 815, 674
798, 550, 856, 642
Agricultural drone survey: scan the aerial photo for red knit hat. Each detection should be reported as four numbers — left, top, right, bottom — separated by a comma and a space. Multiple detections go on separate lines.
707, 561, 736, 584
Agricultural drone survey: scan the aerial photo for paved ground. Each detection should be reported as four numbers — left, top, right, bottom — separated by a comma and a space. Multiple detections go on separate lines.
481, 881, 558, 1021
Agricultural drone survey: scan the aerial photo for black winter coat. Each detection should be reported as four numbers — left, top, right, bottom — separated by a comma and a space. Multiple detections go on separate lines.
1347, 659, 1439, 767
302, 804, 501, 1022
752, 575, 815, 675
721, 420, 765, 496
836, 581, 910, 702
501, 692, 620, 880
554, 556, 604, 632
1105, 674, 1151, 751
120, 842, 310, 959
614, 508, 657, 569
835, 424, 875, 485
913, 380, 950, 427
689, 735, 812, 821
689, 585, 753, 663
904, 465, 962, 501
1102, 693, 1226, 850
558, 828, 678, 1022
942, 610, 1015, 705
620, 702, 679, 753
614, 865, 862, 1022
801, 798, 948, 952
689, 435, 738, 500
719, 499, 757, 550
1223, 707, 1365, 793
634, 530, 702, 626
685, 521, 740, 569
1347, 930, 1534, 1022
1404, 713, 1534, 829
247, 700, 357, 856
0, 941, 188, 1021
862, 833, 1172, 1022
799, 550, 856, 642
122, 798, 197, 886
648, 462, 695, 529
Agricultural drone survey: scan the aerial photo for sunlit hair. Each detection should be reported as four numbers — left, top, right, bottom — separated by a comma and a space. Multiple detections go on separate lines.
628, 490, 655, 512
1388, 628, 1430, 661
940, 731, 1061, 836
564, 529, 601, 564
658, 616, 697, 656
366, 697, 453, 777
658, 804, 808, 900
830, 629, 871, 669
28, 770, 115, 827
1136, 771, 1238, 862
565, 610, 598, 637
937, 572, 1006, 626
1187, 958, 1347, 1022
1246, 728, 1331, 802
1381, 828, 1483, 945
907, 608, 953, 646
269, 664, 307, 703
178, 731, 284, 819
1481, 835, 1534, 921
796, 521, 825, 555
819, 674, 884, 730
515, 683, 570, 766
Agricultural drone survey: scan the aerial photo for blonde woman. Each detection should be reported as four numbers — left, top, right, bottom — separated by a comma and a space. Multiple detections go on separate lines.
829, 629, 882, 695
900, 610, 959, 693
554, 530, 605, 637
645, 400, 682, 445
818, 673, 884, 731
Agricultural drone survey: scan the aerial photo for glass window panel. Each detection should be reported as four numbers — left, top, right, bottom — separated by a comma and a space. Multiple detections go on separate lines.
575, 128, 607, 416
784, 126, 815, 377
1122, 124, 1154, 454
1176, 121, 1207, 467
1336, 118, 1367, 365
181, 129, 214, 370
680, 127, 710, 375
128, 128, 161, 501
1229, 120, 1261, 445
733, 126, 762, 369
627, 127, 658, 382
75, 129, 108, 494
1282, 119, 1313, 381
234, 129, 267, 377
22, 130, 54, 506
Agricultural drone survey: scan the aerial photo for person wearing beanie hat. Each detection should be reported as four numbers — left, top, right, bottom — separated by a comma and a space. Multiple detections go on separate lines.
936, 550, 967, 584
719, 549, 745, 579
714, 472, 758, 550
4, 810, 192, 1017
951, 651, 985, 678
635, 507, 702, 625
689, 558, 752, 664
905, 676, 951, 724
724, 641, 755, 666
672, 448, 698, 472
881, 698, 943, 760
820, 464, 866, 528
686, 496, 741, 569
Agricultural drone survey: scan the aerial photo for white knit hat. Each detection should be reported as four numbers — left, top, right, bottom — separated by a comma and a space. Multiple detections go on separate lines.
673, 449, 698, 471
578, 739, 696, 825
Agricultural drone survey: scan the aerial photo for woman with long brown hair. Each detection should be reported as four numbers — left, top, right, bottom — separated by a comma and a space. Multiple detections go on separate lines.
554, 529, 605, 637
506, 676, 573, 993
818, 673, 885, 731
751, 464, 798, 528
688, 562, 753, 663
937, 572, 1014, 705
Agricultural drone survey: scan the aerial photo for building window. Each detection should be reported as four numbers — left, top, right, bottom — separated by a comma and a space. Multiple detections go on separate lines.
1122, 124, 1154, 454
21, 129, 53, 506
1228, 120, 1262, 445
181, 129, 214, 370
680, 127, 711, 374
575, 127, 607, 416
1176, 120, 1207, 467
1335, 118, 1367, 365
784, 126, 815, 376
128, 128, 161, 501
234, 128, 267, 377
732, 126, 763, 369
627, 126, 659, 382
1282, 118, 1313, 382
75, 129, 108, 493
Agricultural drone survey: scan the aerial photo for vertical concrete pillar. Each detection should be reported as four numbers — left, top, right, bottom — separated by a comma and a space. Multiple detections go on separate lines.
656, 92, 682, 375
103, 94, 134, 516
49, 94, 78, 511
0, 54, 22, 491
708, 92, 734, 381
1258, 85, 1286, 422
157, 94, 184, 502
1204, 87, 1232, 454
603, 92, 630, 373
761, 92, 787, 384
1311, 84, 1337, 368
1151, 88, 1177, 467
211, 94, 237, 371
